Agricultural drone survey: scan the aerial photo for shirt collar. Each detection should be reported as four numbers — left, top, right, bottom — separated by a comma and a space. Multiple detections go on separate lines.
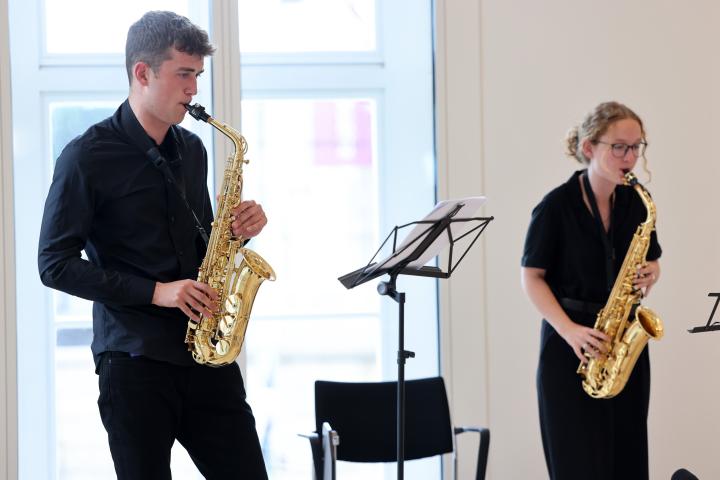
113, 99, 182, 167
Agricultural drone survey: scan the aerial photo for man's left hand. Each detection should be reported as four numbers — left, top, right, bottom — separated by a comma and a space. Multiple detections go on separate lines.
230, 200, 267, 239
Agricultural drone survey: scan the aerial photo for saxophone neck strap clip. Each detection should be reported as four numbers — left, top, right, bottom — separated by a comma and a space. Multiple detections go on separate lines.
147, 146, 167, 169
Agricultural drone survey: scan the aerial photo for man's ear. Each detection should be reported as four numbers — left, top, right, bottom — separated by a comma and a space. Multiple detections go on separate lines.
133, 62, 152, 87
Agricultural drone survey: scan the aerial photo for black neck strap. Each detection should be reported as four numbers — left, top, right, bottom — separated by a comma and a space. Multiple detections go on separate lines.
146, 145, 209, 247
115, 102, 210, 247
582, 172, 615, 293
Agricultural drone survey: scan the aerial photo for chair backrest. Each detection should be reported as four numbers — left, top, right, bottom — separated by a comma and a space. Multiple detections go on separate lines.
671, 469, 699, 480
314, 376, 454, 463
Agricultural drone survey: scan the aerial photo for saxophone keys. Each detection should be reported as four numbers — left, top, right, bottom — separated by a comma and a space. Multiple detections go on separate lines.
219, 315, 235, 335
215, 339, 230, 356
225, 294, 241, 314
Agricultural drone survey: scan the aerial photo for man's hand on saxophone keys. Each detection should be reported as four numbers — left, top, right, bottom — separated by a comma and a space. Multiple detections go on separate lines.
152, 279, 219, 322
227, 200, 267, 239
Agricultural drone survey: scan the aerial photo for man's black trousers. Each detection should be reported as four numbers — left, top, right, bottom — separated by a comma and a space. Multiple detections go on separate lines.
97, 352, 268, 480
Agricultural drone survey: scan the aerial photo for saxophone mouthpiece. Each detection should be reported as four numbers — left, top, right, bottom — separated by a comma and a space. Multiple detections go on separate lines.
623, 169, 638, 186
185, 103, 211, 123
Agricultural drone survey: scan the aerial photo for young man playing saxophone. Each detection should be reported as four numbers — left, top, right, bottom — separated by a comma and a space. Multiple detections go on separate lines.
38, 11, 268, 479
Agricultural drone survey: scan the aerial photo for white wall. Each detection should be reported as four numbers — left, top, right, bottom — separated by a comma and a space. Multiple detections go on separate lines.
0, 0, 18, 477
438, 0, 720, 478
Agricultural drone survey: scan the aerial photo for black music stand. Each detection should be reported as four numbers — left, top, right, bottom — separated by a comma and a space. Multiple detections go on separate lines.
338, 197, 493, 480
688, 293, 720, 333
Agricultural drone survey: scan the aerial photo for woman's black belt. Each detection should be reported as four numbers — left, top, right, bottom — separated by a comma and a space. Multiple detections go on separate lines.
559, 297, 604, 315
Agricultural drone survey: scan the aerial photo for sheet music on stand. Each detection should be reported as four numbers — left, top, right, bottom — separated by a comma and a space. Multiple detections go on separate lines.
339, 196, 491, 289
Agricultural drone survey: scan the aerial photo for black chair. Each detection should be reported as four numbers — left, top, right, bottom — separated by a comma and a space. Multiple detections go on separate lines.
307, 376, 490, 479
672, 469, 699, 480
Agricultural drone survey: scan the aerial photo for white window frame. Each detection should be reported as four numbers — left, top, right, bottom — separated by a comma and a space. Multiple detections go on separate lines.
5, 0, 439, 477
7, 2, 211, 478
235, 0, 439, 478
237, 0, 438, 380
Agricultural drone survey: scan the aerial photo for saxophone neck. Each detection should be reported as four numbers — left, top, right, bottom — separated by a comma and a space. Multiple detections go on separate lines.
624, 171, 656, 226
185, 103, 247, 155
208, 117, 246, 151
634, 183, 656, 228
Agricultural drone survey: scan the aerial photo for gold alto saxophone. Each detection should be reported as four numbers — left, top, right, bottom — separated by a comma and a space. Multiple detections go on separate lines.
577, 171, 663, 398
184, 103, 276, 366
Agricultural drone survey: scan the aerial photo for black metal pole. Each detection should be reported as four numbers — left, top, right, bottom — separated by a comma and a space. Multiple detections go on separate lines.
397, 288, 406, 479
378, 274, 414, 480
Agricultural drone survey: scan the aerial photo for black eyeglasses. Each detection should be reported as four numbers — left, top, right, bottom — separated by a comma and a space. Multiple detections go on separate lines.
594, 141, 647, 159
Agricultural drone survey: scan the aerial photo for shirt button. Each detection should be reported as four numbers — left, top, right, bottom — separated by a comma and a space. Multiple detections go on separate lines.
178, 250, 184, 257
170, 215, 175, 223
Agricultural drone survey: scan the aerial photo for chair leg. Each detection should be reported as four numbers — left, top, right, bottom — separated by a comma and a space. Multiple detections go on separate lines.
475, 428, 490, 480
300, 423, 339, 480
321, 422, 339, 480
302, 432, 322, 480
454, 427, 490, 480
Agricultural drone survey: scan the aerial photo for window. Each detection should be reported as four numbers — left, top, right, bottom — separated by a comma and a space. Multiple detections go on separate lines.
238, 2, 437, 478
237, 0, 376, 54
44, 0, 190, 55
9, 2, 211, 479
9, 1, 437, 478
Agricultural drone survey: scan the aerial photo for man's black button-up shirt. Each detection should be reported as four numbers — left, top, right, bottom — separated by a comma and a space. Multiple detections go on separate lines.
38, 99, 213, 367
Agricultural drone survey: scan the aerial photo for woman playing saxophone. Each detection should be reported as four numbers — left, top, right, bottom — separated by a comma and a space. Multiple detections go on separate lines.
520, 101, 662, 480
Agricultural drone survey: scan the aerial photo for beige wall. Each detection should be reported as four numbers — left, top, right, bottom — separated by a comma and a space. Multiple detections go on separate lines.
438, 0, 720, 478
0, 0, 18, 477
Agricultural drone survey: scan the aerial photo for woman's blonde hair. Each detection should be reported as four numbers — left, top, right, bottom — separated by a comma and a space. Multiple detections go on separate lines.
565, 101, 646, 165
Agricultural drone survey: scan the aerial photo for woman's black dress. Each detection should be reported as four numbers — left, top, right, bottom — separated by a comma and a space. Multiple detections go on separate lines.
522, 169, 662, 480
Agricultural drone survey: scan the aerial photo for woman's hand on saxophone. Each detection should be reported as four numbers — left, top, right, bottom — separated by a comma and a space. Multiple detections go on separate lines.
633, 260, 660, 297
521, 267, 611, 362
560, 323, 611, 363
152, 280, 219, 322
